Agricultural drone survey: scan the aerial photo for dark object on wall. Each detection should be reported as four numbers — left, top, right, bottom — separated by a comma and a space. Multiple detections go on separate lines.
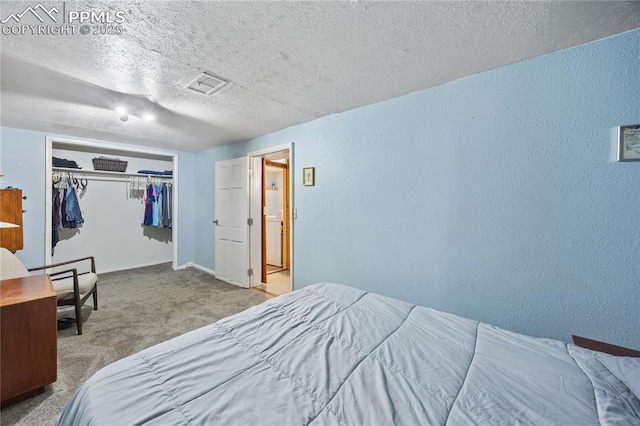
92, 156, 128, 172
616, 124, 640, 162
302, 166, 315, 186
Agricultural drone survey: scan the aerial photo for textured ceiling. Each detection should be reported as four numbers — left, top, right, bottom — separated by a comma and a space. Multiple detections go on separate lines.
1, 1, 639, 152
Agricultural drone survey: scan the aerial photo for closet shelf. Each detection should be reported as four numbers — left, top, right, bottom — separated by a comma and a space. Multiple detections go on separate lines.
52, 167, 173, 179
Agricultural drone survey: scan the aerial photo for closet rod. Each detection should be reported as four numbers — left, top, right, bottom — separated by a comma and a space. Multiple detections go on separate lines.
52, 167, 173, 179
52, 175, 173, 183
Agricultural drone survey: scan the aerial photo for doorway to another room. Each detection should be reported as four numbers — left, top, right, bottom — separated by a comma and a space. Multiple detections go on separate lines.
263, 159, 290, 295
249, 146, 292, 296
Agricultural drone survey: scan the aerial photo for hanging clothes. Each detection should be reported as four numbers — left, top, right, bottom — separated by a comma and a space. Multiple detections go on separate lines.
62, 182, 84, 228
142, 182, 172, 228
162, 183, 171, 228
52, 184, 61, 249
153, 184, 161, 227
143, 184, 155, 226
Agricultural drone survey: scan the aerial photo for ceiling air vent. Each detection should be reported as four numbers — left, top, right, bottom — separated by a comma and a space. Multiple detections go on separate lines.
180, 71, 233, 96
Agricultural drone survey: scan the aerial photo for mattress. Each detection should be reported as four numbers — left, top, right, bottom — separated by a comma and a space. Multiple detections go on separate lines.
58, 283, 640, 425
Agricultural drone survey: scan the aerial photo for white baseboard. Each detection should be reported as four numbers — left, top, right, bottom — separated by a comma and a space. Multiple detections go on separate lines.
97, 259, 173, 275
190, 263, 216, 276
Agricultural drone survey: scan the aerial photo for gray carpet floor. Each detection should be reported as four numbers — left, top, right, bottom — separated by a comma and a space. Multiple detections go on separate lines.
1, 263, 272, 425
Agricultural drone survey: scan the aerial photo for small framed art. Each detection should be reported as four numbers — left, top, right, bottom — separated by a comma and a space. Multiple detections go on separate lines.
303, 167, 315, 186
617, 124, 640, 162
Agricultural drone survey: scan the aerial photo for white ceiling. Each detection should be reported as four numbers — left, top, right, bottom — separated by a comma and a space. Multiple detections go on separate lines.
1, 1, 639, 152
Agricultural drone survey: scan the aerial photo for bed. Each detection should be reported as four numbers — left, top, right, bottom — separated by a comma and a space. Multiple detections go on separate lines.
58, 283, 640, 425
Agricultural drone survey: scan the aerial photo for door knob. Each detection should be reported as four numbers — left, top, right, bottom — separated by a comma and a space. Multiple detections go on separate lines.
213, 219, 219, 225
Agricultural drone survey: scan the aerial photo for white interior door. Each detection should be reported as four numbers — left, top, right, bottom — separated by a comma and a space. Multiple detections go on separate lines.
214, 157, 250, 288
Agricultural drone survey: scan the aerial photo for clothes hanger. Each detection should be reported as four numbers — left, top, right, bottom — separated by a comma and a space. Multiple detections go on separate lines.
78, 177, 88, 197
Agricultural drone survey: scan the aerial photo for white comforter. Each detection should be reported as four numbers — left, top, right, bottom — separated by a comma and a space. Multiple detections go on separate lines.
58, 283, 640, 425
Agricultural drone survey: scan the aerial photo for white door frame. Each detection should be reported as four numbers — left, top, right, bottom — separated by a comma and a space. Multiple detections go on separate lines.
248, 143, 294, 290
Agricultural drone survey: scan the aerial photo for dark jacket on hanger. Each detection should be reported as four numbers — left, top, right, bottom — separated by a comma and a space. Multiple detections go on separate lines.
52, 185, 61, 248
62, 182, 84, 228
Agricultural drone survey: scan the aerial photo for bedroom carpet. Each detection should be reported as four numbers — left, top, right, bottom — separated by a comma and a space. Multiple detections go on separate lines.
1, 263, 272, 426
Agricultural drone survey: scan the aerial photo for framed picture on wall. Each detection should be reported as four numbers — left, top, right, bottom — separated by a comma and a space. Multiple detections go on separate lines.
617, 124, 640, 162
303, 167, 315, 186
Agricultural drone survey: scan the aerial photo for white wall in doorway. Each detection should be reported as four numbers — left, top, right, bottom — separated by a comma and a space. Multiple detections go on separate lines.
265, 168, 283, 216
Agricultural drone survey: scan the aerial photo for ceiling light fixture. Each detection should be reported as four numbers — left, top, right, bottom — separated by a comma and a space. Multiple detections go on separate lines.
115, 106, 129, 122
114, 106, 155, 123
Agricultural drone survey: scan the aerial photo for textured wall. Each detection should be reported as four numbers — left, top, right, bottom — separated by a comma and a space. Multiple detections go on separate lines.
0, 127, 48, 267
192, 148, 217, 268
177, 151, 195, 266
199, 29, 640, 347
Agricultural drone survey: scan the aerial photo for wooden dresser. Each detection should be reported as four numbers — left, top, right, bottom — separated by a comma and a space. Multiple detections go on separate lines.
1, 275, 57, 408
0, 189, 24, 251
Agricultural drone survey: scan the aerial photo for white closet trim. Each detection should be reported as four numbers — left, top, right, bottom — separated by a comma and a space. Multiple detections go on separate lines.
45, 136, 179, 271
52, 167, 174, 179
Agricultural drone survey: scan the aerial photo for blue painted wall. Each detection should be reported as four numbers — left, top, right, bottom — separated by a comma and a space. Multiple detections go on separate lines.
176, 151, 195, 266
0, 127, 48, 268
192, 148, 216, 268
197, 29, 640, 347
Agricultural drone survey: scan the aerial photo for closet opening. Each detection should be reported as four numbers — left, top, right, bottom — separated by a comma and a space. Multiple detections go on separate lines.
45, 137, 179, 273
248, 144, 293, 296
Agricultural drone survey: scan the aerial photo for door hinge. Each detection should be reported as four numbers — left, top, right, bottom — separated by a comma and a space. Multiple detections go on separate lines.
247, 218, 253, 226
247, 268, 253, 276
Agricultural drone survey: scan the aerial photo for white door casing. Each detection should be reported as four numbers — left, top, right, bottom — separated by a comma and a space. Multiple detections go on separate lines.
248, 143, 294, 290
214, 157, 250, 288
249, 157, 263, 287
